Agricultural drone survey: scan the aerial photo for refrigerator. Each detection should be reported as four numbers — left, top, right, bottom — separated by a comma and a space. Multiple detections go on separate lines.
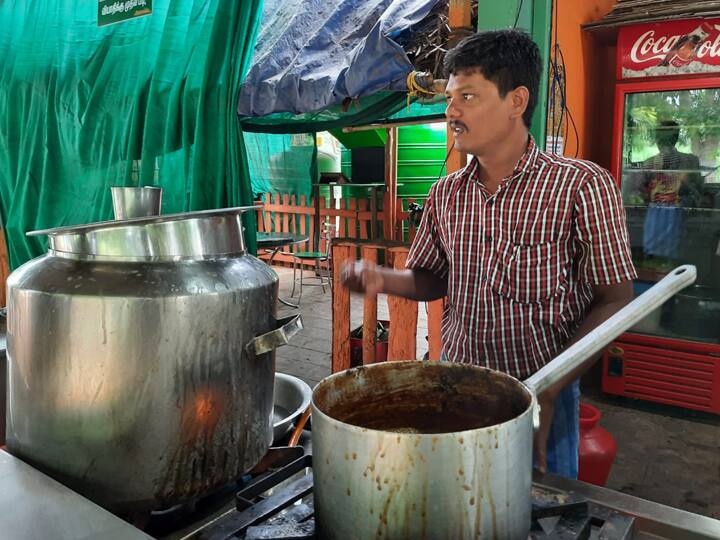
603, 17, 720, 414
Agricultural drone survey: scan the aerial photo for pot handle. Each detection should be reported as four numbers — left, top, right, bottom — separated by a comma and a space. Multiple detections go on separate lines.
524, 264, 696, 397
245, 315, 303, 356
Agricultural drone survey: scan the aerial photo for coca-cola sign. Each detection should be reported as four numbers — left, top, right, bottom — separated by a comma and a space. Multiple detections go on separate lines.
619, 18, 720, 79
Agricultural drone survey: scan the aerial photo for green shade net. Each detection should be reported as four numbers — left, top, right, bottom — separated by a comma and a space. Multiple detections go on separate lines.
246, 133, 317, 198
242, 96, 447, 197
0, 1, 263, 269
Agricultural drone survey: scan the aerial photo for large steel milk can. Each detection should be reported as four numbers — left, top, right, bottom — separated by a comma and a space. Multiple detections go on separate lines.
5, 207, 301, 511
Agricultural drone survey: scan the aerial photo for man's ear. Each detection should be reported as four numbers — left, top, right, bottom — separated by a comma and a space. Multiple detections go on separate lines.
510, 86, 530, 120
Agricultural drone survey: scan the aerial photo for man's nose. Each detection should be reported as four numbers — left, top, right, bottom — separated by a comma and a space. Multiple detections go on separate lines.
445, 98, 460, 119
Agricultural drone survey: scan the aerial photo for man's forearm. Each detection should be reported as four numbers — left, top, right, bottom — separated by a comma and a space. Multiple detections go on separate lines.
378, 267, 447, 301
539, 296, 631, 398
538, 279, 635, 398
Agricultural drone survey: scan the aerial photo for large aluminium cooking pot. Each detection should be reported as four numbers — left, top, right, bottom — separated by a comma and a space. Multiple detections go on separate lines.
661, 284, 720, 339
312, 265, 696, 539
5, 207, 302, 511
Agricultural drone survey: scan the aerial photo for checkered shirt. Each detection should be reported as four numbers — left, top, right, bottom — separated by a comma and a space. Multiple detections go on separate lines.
407, 137, 637, 379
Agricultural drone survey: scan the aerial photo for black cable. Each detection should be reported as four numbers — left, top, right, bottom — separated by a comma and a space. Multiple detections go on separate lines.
552, 0, 564, 153
545, 0, 581, 158
513, 0, 525, 28
555, 44, 580, 157
553, 0, 563, 152
438, 144, 454, 179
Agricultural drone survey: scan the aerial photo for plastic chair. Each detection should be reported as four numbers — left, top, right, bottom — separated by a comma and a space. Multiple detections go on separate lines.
289, 222, 336, 302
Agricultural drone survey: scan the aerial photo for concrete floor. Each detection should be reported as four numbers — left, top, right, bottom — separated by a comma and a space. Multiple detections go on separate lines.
272, 266, 720, 519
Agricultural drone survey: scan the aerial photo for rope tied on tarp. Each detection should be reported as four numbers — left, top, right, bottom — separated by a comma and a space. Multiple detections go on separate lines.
405, 70, 447, 108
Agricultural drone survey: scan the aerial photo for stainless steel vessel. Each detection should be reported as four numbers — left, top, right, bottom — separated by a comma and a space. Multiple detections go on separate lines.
272, 373, 312, 443
5, 207, 301, 511
312, 266, 696, 539
110, 186, 163, 219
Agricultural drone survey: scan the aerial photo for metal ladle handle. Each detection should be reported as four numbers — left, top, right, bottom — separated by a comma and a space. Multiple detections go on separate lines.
524, 265, 697, 396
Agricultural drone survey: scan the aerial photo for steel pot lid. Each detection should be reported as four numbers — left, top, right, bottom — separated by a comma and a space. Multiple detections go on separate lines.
27, 206, 259, 261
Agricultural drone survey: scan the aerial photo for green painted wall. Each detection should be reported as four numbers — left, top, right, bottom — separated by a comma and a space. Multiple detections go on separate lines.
341, 145, 352, 178
329, 128, 386, 148
334, 124, 448, 199
476, 0, 552, 147
397, 124, 447, 198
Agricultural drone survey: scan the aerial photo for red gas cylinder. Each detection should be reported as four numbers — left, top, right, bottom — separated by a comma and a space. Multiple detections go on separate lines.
578, 403, 617, 486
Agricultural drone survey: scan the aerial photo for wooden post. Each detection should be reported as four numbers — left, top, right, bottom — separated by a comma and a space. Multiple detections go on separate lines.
370, 187, 378, 240
383, 127, 398, 241
312, 183, 321, 250
387, 247, 417, 361
274, 193, 281, 233
427, 300, 444, 361
262, 194, 270, 232
448, 0, 473, 31
361, 246, 378, 364
332, 243, 353, 373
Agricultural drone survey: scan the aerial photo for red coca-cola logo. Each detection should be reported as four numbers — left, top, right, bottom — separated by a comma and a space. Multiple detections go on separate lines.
630, 28, 720, 64
619, 18, 720, 77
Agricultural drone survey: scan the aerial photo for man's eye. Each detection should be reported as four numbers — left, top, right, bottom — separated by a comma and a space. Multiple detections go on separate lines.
462, 94, 475, 101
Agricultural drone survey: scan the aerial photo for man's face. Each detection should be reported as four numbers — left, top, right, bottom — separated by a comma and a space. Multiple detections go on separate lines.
444, 69, 526, 156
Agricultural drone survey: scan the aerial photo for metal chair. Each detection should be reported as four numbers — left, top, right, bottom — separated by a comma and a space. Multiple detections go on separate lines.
289, 222, 336, 302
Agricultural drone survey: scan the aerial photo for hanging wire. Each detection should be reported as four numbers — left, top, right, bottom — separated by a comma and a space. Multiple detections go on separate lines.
547, 0, 580, 158
513, 0, 525, 28
438, 145, 454, 179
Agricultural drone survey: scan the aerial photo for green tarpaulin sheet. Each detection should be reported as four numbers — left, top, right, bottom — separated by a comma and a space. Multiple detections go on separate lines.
0, 1, 263, 269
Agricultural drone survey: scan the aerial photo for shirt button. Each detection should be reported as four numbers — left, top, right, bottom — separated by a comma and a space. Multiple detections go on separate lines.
484, 235, 492, 242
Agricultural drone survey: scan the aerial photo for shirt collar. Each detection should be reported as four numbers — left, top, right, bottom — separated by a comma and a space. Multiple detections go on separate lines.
464, 135, 540, 185
514, 135, 540, 176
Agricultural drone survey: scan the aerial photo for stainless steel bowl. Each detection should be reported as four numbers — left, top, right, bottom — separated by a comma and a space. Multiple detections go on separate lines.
111, 186, 162, 219
272, 373, 312, 443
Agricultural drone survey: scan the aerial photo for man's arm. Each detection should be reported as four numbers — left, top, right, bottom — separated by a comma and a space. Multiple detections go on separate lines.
539, 280, 634, 396
341, 262, 447, 301
533, 278, 634, 473
534, 167, 638, 473
341, 180, 450, 301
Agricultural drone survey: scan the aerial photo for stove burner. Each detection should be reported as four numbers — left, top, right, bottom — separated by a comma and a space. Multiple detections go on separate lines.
530, 488, 635, 540
157, 448, 635, 540
197, 455, 312, 540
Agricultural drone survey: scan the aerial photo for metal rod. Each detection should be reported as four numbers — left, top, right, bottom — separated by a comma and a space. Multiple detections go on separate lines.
524, 265, 697, 395
342, 117, 446, 132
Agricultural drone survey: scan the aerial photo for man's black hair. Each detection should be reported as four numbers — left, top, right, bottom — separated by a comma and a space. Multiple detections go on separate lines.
655, 120, 680, 149
443, 30, 541, 128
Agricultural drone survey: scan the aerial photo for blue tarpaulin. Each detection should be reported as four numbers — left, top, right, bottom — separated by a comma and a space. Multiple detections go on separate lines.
238, 0, 441, 117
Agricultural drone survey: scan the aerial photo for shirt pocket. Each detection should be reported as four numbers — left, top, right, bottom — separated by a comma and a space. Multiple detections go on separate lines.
489, 238, 567, 304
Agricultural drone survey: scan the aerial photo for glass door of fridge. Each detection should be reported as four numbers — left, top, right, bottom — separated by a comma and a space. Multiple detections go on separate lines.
620, 87, 720, 344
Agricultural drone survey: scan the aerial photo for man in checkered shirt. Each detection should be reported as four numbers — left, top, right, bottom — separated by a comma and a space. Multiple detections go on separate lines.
342, 30, 636, 478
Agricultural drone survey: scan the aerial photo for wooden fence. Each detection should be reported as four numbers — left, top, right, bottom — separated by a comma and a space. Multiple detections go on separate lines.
255, 193, 423, 266
331, 241, 444, 370
255, 193, 443, 364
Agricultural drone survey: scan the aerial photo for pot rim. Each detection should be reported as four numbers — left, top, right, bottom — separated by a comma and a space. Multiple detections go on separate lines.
29, 208, 258, 260
46, 248, 250, 263
273, 372, 313, 431
27, 205, 260, 237
311, 360, 536, 437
